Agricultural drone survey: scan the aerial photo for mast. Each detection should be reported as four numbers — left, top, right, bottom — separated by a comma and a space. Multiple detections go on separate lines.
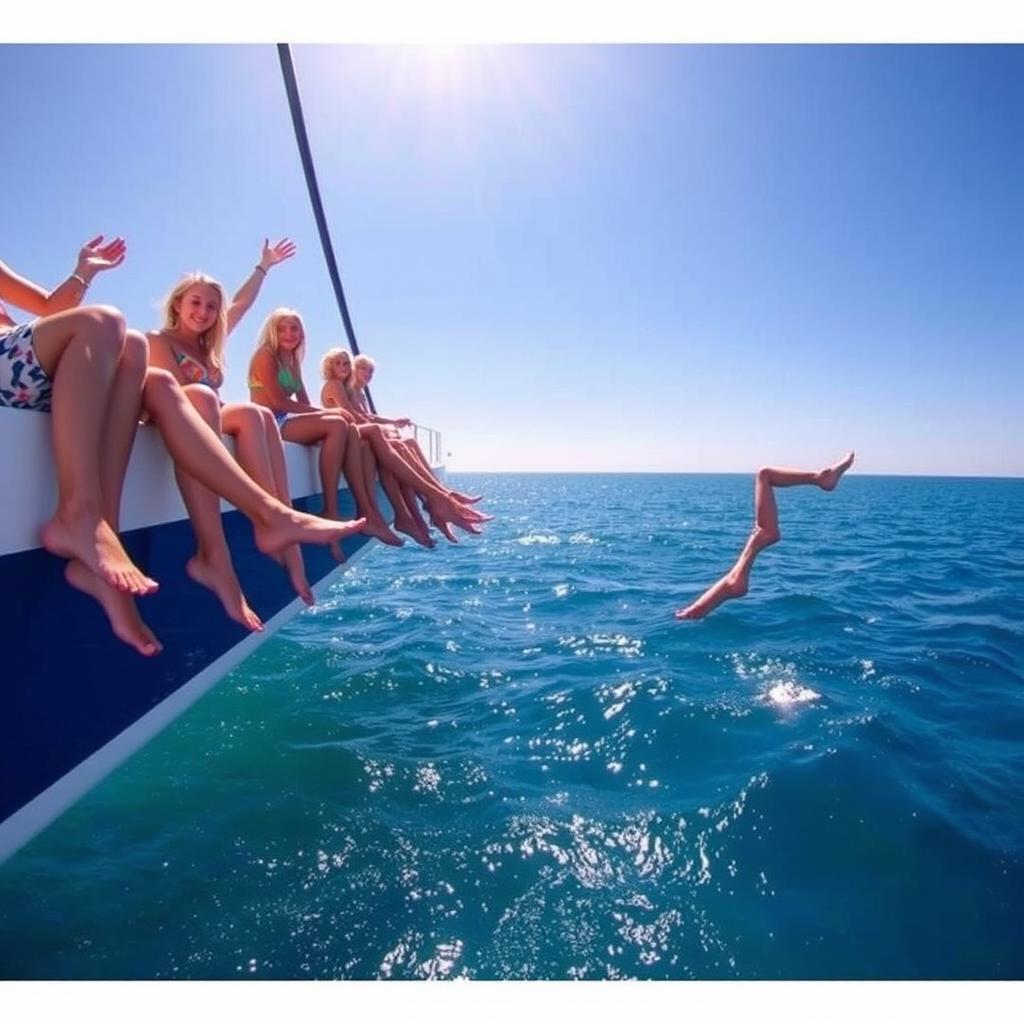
277, 43, 376, 413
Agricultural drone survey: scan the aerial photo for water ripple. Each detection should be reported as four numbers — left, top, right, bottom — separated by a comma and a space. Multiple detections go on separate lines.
1, 473, 1022, 980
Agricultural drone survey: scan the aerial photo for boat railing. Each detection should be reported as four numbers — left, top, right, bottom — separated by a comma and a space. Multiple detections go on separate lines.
409, 422, 443, 468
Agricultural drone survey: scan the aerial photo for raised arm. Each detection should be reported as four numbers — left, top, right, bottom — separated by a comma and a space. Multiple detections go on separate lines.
249, 347, 320, 414
225, 238, 297, 336
0, 236, 127, 318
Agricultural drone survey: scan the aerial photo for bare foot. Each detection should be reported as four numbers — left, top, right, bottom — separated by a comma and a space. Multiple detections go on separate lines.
65, 560, 163, 656
329, 539, 346, 563
455, 505, 493, 523
282, 544, 314, 606
187, 554, 264, 632
817, 450, 855, 492
394, 511, 436, 549
362, 516, 405, 547
42, 509, 158, 596
675, 564, 752, 621
252, 505, 367, 557
427, 512, 459, 544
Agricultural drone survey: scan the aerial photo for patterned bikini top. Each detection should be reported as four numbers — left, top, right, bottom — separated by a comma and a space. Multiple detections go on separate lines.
172, 346, 222, 390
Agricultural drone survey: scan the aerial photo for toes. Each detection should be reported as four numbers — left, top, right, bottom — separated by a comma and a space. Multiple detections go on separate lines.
433, 520, 458, 543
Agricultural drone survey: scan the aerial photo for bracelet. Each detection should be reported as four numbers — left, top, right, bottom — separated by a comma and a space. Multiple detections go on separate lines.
70, 273, 89, 289
254, 264, 267, 277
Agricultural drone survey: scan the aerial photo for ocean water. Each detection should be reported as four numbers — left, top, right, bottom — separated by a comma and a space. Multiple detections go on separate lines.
1, 473, 1022, 981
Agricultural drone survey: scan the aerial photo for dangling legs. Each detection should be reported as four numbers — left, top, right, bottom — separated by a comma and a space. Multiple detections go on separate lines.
365, 438, 433, 548
675, 451, 855, 621
34, 306, 157, 595
221, 403, 314, 604
62, 328, 163, 655
396, 435, 479, 503
358, 424, 490, 542
174, 388, 263, 632
141, 370, 365, 554
280, 414, 345, 519
341, 422, 403, 546
388, 471, 434, 549
255, 410, 312, 605
282, 413, 403, 548
364, 425, 485, 522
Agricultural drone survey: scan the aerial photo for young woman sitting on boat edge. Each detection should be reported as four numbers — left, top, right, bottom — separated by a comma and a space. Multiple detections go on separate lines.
246, 306, 407, 549
250, 312, 491, 546
148, 239, 322, 625
343, 353, 482, 508
319, 347, 488, 543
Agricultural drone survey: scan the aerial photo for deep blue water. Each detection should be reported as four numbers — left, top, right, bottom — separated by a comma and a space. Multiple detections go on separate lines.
1, 473, 1022, 980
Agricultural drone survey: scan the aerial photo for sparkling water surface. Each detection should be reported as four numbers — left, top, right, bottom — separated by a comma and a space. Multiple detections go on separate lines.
1, 473, 1022, 980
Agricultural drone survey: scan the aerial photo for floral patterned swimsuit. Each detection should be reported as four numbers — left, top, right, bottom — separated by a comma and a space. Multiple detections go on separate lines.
172, 346, 221, 391
0, 314, 53, 412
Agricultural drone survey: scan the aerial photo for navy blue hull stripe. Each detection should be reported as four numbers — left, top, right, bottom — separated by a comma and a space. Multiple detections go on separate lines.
0, 488, 368, 830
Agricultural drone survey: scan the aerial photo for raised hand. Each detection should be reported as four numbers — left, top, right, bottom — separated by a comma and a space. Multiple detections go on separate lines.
76, 235, 127, 277
259, 237, 297, 272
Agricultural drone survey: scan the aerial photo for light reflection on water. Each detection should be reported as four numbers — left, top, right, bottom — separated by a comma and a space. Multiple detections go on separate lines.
0, 473, 1022, 980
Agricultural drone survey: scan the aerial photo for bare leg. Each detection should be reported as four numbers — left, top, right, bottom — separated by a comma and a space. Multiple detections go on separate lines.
283, 414, 345, 518
177, 389, 263, 632
397, 480, 433, 548
341, 423, 402, 546
359, 424, 490, 540
257, 411, 312, 606
400, 437, 435, 478
675, 452, 855, 621
62, 329, 163, 655
282, 414, 403, 548
221, 403, 279, 494
367, 440, 433, 548
33, 306, 157, 595
390, 433, 484, 510
397, 436, 479, 503
141, 371, 366, 555
389, 472, 434, 549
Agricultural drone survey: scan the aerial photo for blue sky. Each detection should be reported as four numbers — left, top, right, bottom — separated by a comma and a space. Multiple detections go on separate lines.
3, 44, 1021, 474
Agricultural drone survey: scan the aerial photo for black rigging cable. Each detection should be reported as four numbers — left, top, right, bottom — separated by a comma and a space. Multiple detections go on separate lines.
277, 43, 376, 412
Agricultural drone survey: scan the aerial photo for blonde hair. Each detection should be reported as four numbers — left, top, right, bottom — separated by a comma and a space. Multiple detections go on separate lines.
320, 346, 353, 381
255, 306, 307, 365
161, 272, 229, 378
352, 354, 376, 379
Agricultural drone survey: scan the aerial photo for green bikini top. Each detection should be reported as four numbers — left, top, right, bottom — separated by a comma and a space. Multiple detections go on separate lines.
249, 357, 301, 395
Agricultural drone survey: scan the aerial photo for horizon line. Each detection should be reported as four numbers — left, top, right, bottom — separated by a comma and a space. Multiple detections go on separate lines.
446, 469, 1024, 480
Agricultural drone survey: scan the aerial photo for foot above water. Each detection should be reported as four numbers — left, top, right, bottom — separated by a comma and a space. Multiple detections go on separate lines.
675, 566, 752, 621
187, 554, 264, 632
362, 516, 405, 547
253, 507, 367, 557
817, 450, 855, 492
65, 559, 163, 656
42, 510, 158, 596
394, 512, 436, 549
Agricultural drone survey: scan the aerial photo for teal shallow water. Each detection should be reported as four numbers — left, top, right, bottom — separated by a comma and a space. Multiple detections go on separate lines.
1, 473, 1022, 979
